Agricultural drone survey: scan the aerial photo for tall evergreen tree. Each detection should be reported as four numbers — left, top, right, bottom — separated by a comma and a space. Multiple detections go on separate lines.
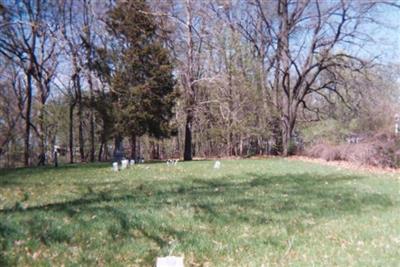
102, 0, 177, 159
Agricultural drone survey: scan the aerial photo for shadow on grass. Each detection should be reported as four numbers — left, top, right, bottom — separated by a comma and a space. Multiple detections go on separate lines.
0, 160, 209, 187
0, 162, 111, 173
1, 171, 394, 219
0, 171, 396, 265
0, 162, 112, 186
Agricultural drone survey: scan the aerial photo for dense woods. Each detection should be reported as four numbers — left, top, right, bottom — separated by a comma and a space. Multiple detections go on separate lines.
0, 0, 399, 167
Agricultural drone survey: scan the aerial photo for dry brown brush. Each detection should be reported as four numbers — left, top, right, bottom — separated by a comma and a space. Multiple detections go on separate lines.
306, 133, 400, 168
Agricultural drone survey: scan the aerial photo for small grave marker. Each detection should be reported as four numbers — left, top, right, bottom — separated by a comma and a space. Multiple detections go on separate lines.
121, 159, 129, 170
112, 162, 119, 172
166, 159, 179, 166
156, 256, 184, 267
213, 160, 221, 169
130, 159, 135, 166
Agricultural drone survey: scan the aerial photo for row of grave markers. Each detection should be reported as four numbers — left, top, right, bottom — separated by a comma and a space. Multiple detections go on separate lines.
112, 159, 144, 171
166, 159, 179, 166
112, 159, 221, 171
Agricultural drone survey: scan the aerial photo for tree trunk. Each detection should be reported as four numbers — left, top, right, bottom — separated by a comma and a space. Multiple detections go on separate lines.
271, 117, 282, 155
282, 118, 293, 156
130, 134, 137, 160
71, 52, 85, 163
98, 142, 103, 162
114, 135, 123, 153
89, 109, 95, 162
150, 141, 156, 160
88, 73, 95, 162
156, 142, 160, 159
69, 102, 75, 163
137, 137, 141, 158
36, 78, 50, 160
239, 135, 243, 156
278, 0, 291, 156
38, 105, 46, 158
184, 111, 193, 161
175, 135, 180, 158
54, 149, 58, 167
104, 140, 109, 161
183, 0, 195, 161
282, 109, 297, 156
160, 140, 165, 160
113, 136, 123, 163
150, 141, 160, 160
24, 72, 33, 167
83, 0, 95, 162
77, 85, 85, 162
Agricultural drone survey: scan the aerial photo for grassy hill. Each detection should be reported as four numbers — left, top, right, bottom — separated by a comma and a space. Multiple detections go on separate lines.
0, 159, 399, 266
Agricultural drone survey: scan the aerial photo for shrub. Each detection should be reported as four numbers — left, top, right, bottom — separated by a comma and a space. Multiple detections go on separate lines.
306, 144, 341, 161
306, 131, 400, 168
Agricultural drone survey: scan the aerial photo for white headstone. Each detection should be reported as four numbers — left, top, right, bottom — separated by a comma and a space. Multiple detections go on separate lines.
156, 256, 184, 267
213, 160, 221, 169
121, 159, 129, 170
112, 162, 119, 172
174, 159, 179, 166
130, 159, 135, 166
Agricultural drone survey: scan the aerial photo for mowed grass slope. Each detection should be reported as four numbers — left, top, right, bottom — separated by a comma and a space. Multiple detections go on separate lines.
0, 159, 399, 266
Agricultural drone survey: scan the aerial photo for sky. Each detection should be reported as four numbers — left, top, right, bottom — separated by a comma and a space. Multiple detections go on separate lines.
367, 3, 400, 64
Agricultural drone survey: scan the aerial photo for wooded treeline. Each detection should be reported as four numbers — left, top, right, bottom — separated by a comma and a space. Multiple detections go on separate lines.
0, 0, 399, 167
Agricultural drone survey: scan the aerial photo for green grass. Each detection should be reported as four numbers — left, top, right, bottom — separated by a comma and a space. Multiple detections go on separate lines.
0, 158, 399, 266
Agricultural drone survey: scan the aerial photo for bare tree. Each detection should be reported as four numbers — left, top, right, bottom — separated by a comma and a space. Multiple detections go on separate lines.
0, 62, 24, 158
273, 0, 383, 155
0, 0, 52, 165
214, 0, 389, 155
59, 0, 89, 162
82, 0, 96, 162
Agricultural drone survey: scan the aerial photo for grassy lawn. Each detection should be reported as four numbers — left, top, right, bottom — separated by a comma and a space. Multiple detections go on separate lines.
0, 159, 399, 266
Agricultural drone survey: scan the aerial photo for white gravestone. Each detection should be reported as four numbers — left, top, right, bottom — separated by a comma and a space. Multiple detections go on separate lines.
112, 162, 119, 172
121, 159, 129, 170
213, 160, 221, 169
167, 159, 179, 166
130, 159, 135, 166
156, 256, 184, 267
